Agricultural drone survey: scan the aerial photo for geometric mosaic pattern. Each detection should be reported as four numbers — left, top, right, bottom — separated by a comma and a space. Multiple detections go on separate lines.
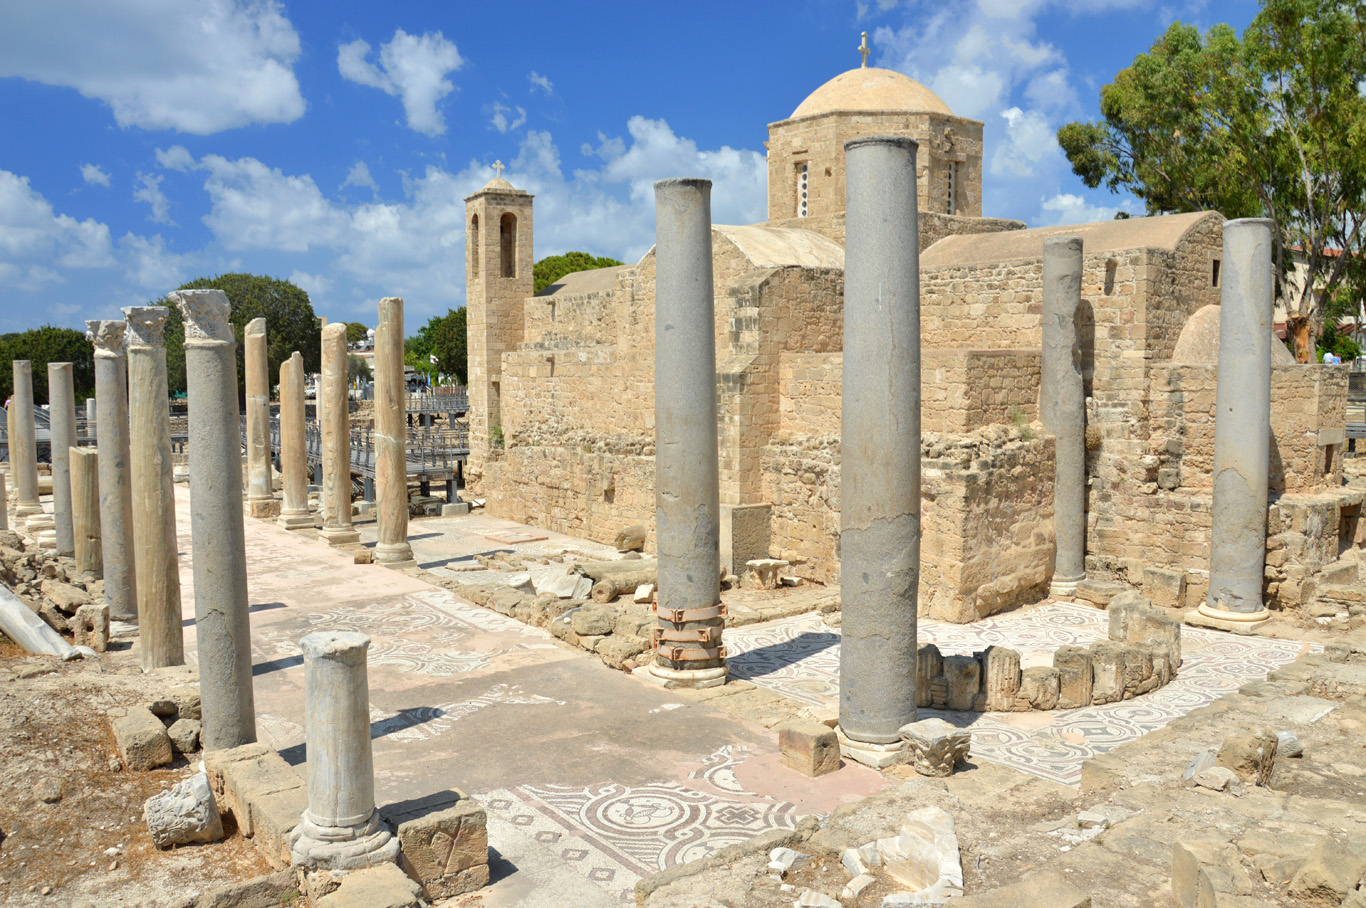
727, 603, 1313, 785
479, 745, 801, 904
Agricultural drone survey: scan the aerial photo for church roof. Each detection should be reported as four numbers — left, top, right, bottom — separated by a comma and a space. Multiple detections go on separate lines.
921, 211, 1221, 268
480, 176, 517, 192
791, 67, 953, 119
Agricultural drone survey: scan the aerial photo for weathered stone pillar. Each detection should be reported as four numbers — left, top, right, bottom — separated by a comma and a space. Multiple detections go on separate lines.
85, 398, 96, 425
244, 318, 274, 517
1201, 218, 1274, 629
10, 361, 43, 527
47, 362, 78, 555
123, 307, 185, 670
373, 297, 413, 564
88, 321, 139, 634
647, 178, 726, 690
320, 324, 360, 546
839, 137, 921, 764
1041, 236, 1087, 597
71, 447, 102, 578
171, 289, 256, 750
0, 472, 7, 531
289, 631, 398, 870
278, 352, 312, 530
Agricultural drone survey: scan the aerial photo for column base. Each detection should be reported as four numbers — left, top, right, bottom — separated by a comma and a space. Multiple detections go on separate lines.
14, 503, 44, 519
1049, 574, 1084, 598
289, 809, 399, 871
110, 619, 140, 638
319, 526, 361, 547
247, 498, 277, 519
373, 542, 415, 566
836, 726, 909, 769
1187, 603, 1271, 635
277, 511, 314, 531
634, 663, 728, 690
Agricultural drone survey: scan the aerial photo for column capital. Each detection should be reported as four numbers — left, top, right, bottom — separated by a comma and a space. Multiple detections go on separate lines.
121, 306, 169, 349
170, 289, 233, 344
86, 320, 127, 358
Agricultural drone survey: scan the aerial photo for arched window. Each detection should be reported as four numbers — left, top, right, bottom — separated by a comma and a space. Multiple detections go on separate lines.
470, 214, 480, 276
500, 213, 517, 278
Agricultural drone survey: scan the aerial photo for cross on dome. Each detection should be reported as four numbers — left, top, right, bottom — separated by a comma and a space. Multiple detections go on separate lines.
492, 160, 504, 178
858, 32, 869, 68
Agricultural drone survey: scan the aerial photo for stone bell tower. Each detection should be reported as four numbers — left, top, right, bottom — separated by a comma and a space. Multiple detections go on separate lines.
465, 165, 534, 493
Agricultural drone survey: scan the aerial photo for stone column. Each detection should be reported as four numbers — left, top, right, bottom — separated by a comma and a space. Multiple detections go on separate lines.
373, 297, 413, 564
10, 361, 44, 527
123, 307, 185, 670
71, 447, 102, 578
647, 178, 726, 690
278, 352, 312, 529
85, 398, 97, 424
244, 318, 274, 517
320, 324, 360, 546
171, 289, 256, 750
839, 137, 922, 763
1041, 236, 1087, 597
1201, 218, 1274, 629
87, 321, 139, 634
289, 631, 398, 870
48, 362, 78, 555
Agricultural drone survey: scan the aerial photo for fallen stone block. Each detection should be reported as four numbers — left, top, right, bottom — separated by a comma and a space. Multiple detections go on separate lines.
794, 888, 839, 907
169, 718, 202, 754
768, 846, 812, 876
1216, 727, 1277, 785
1288, 836, 1366, 905
634, 583, 655, 603
878, 806, 962, 897
249, 785, 309, 870
73, 602, 110, 652
1172, 839, 1253, 908
598, 634, 649, 670
40, 578, 91, 614
1019, 666, 1061, 710
109, 705, 173, 771
899, 717, 970, 777
144, 772, 224, 848
316, 861, 422, 908
570, 603, 618, 636
615, 524, 646, 552
1142, 567, 1186, 609
952, 870, 1091, 908
169, 684, 202, 721
778, 719, 840, 777
942, 655, 980, 711
395, 798, 489, 899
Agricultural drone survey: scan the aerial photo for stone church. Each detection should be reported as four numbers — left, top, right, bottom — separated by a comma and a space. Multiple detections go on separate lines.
464, 64, 1360, 623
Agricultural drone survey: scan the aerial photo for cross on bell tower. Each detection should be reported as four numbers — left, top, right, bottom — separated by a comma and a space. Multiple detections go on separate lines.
858, 32, 870, 68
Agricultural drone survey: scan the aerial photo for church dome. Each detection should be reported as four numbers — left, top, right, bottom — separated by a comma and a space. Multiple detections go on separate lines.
481, 175, 516, 192
791, 67, 953, 119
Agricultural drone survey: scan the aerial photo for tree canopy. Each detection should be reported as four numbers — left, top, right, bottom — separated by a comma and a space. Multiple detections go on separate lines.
0, 326, 95, 405
532, 251, 624, 295
345, 322, 368, 345
405, 308, 467, 384
155, 273, 321, 396
1057, 0, 1366, 360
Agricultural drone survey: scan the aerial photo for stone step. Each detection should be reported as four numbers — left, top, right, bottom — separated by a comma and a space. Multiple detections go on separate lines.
1319, 560, 1359, 585
1317, 583, 1365, 605
1075, 578, 1127, 608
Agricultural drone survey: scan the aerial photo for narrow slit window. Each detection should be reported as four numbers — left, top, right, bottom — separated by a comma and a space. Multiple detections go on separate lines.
470, 214, 480, 276
944, 162, 957, 215
797, 162, 808, 218
1212, 259, 1221, 288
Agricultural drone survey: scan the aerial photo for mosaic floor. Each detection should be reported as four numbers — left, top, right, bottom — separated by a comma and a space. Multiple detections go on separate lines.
727, 603, 1314, 786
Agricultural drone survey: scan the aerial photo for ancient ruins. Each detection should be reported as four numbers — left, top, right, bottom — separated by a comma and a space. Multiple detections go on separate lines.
0, 55, 1364, 908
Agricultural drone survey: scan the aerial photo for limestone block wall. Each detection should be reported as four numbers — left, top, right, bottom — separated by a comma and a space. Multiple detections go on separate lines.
763, 211, 1024, 256
766, 111, 984, 220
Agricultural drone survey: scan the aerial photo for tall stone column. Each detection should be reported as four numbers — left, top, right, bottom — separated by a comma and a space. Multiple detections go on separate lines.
87, 321, 139, 634
123, 307, 185, 670
278, 352, 312, 529
244, 318, 274, 518
71, 447, 102, 578
647, 178, 726, 690
48, 362, 78, 555
1200, 218, 1274, 630
320, 324, 360, 546
1041, 236, 1087, 597
373, 297, 413, 564
171, 289, 257, 750
10, 361, 44, 526
289, 631, 398, 870
839, 137, 922, 765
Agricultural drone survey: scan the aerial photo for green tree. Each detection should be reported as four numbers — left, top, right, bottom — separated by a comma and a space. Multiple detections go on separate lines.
347, 354, 372, 384
345, 322, 368, 346
532, 251, 624, 295
1057, 0, 1366, 361
406, 308, 468, 384
154, 273, 321, 396
0, 326, 96, 405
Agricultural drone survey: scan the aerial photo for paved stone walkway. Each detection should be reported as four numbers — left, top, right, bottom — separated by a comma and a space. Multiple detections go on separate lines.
173, 489, 883, 907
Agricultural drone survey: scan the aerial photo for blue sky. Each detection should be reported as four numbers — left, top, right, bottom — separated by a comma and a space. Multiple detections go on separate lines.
0, 0, 1260, 334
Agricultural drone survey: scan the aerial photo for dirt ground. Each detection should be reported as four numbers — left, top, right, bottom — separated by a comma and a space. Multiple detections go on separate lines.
0, 641, 275, 908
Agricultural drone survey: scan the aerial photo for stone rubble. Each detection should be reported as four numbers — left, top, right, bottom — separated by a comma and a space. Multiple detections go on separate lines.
143, 772, 224, 848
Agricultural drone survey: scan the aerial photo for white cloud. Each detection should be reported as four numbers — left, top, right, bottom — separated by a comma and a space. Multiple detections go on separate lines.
338, 29, 463, 136
197, 154, 350, 252
489, 102, 527, 133
156, 145, 195, 172
529, 71, 553, 94
0, 169, 114, 291
990, 107, 1061, 178
342, 161, 378, 194
288, 270, 331, 302
119, 232, 191, 290
0, 0, 304, 134
133, 172, 173, 224
81, 164, 111, 187
1040, 192, 1132, 225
